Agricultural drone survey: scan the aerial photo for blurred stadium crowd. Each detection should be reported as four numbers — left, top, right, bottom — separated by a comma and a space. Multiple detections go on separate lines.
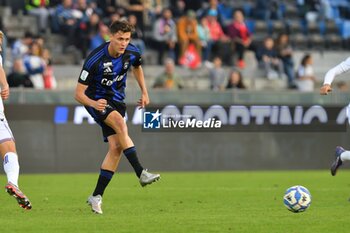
0, 0, 350, 92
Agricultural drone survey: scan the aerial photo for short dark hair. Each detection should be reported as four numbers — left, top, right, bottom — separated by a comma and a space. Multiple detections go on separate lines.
301, 54, 311, 66
109, 20, 134, 34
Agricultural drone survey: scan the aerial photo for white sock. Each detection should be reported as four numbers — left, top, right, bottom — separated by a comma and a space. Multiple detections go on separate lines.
340, 150, 350, 161
3, 152, 19, 186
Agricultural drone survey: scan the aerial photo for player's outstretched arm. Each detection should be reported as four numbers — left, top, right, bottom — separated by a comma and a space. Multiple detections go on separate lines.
132, 66, 149, 109
321, 57, 350, 95
75, 83, 106, 111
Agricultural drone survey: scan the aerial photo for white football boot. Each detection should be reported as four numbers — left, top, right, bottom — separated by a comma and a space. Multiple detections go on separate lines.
139, 169, 161, 187
87, 195, 103, 214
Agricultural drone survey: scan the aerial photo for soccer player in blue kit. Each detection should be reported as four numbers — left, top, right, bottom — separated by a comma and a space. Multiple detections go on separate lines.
75, 20, 160, 214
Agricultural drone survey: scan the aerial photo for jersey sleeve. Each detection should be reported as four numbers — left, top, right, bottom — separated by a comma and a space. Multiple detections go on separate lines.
323, 56, 350, 85
78, 62, 95, 85
132, 53, 142, 67
0, 54, 3, 67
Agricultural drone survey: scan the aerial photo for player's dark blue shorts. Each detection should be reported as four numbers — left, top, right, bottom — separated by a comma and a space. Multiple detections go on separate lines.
85, 100, 126, 142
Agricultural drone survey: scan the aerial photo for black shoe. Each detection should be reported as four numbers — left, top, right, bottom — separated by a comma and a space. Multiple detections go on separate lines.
331, 146, 345, 176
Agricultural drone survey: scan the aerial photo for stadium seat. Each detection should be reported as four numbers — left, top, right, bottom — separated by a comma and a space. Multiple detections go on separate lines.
291, 33, 308, 49
254, 20, 269, 35
325, 34, 343, 49
288, 20, 303, 34
308, 34, 325, 50
325, 20, 339, 35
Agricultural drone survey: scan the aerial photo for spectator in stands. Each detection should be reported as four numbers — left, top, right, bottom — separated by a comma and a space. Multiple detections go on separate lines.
169, 0, 186, 20
199, 0, 225, 27
23, 41, 46, 89
42, 48, 57, 89
74, 0, 96, 23
34, 34, 45, 48
304, 0, 322, 24
90, 23, 109, 52
226, 69, 246, 89
177, 10, 201, 61
296, 0, 307, 18
208, 56, 226, 91
7, 59, 33, 88
203, 9, 231, 65
11, 32, 33, 60
320, 0, 332, 20
144, 0, 164, 25
104, 11, 123, 28
75, 0, 98, 57
296, 53, 316, 92
96, 0, 119, 18
153, 58, 184, 89
217, 0, 234, 26
25, 0, 51, 34
120, 0, 145, 33
276, 33, 296, 88
153, 8, 177, 65
254, 0, 283, 20
197, 16, 211, 62
226, 10, 256, 69
128, 14, 146, 54
78, 12, 100, 58
257, 37, 283, 79
54, 0, 78, 49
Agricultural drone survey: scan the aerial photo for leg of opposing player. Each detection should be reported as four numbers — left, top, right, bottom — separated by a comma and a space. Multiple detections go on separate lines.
0, 139, 31, 210
330, 146, 350, 176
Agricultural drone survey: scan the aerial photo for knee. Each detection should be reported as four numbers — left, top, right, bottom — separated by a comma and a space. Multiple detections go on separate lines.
109, 142, 121, 151
116, 122, 128, 135
108, 114, 128, 134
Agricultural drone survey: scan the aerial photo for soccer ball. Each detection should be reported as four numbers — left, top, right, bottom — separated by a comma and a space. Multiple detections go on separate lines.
283, 185, 311, 213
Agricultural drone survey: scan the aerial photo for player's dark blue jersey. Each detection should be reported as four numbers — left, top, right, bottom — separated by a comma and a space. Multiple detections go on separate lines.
78, 42, 142, 102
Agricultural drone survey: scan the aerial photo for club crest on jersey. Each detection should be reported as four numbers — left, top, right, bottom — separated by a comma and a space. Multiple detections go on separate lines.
123, 61, 129, 70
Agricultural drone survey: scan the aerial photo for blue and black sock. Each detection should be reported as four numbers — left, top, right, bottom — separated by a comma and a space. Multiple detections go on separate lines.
92, 169, 114, 196
124, 146, 144, 178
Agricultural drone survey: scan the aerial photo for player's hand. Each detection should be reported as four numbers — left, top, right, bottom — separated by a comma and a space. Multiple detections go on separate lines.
137, 93, 149, 109
320, 84, 332, 95
94, 99, 107, 111
1, 85, 9, 100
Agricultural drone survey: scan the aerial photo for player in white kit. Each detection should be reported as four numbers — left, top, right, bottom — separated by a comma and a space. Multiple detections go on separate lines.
320, 56, 350, 176
0, 31, 31, 209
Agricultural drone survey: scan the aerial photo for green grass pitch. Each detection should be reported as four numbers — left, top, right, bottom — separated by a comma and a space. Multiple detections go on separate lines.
1, 171, 350, 233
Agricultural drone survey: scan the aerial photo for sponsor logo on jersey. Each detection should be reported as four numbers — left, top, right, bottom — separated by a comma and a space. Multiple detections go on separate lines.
104, 67, 112, 73
103, 62, 113, 74
101, 74, 125, 86
103, 62, 112, 68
